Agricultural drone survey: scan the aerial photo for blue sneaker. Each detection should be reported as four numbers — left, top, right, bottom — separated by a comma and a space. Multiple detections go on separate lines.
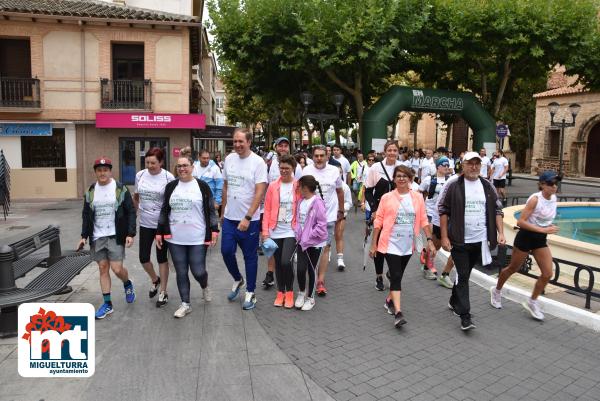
125, 282, 136, 303
242, 292, 256, 310
227, 277, 245, 301
95, 303, 113, 319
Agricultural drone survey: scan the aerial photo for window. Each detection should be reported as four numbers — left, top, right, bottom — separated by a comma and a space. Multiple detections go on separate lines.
0, 38, 31, 77
21, 128, 65, 168
216, 96, 224, 109
548, 128, 560, 157
112, 43, 144, 80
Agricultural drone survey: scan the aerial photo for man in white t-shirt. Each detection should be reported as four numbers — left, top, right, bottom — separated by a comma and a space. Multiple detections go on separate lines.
302, 145, 344, 296
478, 148, 492, 180
419, 149, 436, 183
193, 149, 223, 210
490, 150, 509, 203
439, 152, 505, 331
332, 144, 351, 185
221, 128, 268, 310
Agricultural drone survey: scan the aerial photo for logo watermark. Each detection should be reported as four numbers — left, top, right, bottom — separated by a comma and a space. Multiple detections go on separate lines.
18, 303, 95, 377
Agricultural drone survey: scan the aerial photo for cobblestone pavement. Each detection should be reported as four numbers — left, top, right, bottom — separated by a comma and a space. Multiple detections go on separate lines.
254, 211, 600, 401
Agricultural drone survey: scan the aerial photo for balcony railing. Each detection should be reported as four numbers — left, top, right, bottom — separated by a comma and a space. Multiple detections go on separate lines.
0, 77, 41, 108
100, 79, 151, 110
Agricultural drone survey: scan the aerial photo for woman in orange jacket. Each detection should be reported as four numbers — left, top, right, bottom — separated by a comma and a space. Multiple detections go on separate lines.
369, 165, 436, 328
262, 154, 301, 308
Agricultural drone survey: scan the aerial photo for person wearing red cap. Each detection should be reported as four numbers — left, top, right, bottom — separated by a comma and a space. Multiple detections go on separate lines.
77, 157, 137, 320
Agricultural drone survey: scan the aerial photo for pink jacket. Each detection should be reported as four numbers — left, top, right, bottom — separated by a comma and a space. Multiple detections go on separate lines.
374, 190, 428, 254
294, 196, 328, 251
262, 178, 301, 237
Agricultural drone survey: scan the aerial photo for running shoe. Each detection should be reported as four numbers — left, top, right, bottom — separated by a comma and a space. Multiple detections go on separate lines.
95, 303, 113, 320
242, 292, 257, 310
174, 303, 192, 318
156, 291, 168, 308
273, 291, 284, 307
125, 282, 136, 303
490, 286, 502, 309
316, 281, 327, 297
522, 299, 544, 321
423, 269, 437, 280
284, 291, 294, 309
149, 277, 160, 298
262, 271, 274, 288
202, 287, 212, 302
375, 276, 385, 291
461, 316, 476, 331
448, 301, 459, 316
227, 277, 245, 301
337, 258, 345, 272
437, 274, 454, 289
295, 292, 306, 309
384, 298, 394, 315
301, 297, 315, 311
394, 311, 407, 328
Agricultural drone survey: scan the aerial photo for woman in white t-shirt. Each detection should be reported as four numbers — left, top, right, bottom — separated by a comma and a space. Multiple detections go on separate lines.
133, 148, 175, 307
155, 156, 219, 318
491, 171, 560, 321
262, 155, 300, 309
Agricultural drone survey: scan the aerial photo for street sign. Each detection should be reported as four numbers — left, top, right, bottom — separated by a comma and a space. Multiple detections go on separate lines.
496, 124, 509, 138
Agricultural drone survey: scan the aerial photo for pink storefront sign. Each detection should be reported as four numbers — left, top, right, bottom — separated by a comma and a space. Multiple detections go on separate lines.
96, 112, 206, 129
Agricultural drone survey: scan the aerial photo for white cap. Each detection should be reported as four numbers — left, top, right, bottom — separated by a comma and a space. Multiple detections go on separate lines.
463, 151, 482, 161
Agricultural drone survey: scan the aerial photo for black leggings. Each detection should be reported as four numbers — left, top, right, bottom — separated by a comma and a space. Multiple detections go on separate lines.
273, 237, 297, 292
297, 246, 321, 297
139, 226, 168, 264
384, 253, 412, 291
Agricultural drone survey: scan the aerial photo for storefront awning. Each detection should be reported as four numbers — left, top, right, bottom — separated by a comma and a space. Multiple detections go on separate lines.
192, 125, 236, 140
96, 112, 206, 129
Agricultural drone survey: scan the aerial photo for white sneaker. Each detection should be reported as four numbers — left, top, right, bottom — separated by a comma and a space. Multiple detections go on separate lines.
242, 292, 257, 310
301, 297, 315, 311
295, 292, 306, 309
174, 303, 192, 318
523, 299, 544, 321
490, 286, 502, 309
202, 287, 212, 302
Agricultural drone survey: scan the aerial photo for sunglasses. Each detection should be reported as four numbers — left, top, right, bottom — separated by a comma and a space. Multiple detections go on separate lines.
439, 163, 449, 167
367, 158, 375, 162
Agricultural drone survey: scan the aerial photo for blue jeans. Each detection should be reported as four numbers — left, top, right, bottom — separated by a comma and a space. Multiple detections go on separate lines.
221, 218, 260, 292
168, 243, 208, 303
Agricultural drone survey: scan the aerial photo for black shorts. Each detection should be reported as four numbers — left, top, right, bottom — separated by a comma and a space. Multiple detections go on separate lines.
139, 226, 169, 264
493, 179, 506, 188
513, 229, 547, 252
432, 225, 441, 239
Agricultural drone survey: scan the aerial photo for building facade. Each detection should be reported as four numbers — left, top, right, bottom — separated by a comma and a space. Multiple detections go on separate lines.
0, 0, 211, 198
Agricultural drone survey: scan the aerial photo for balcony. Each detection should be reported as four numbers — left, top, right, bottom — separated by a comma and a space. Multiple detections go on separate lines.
0, 77, 41, 112
100, 79, 152, 110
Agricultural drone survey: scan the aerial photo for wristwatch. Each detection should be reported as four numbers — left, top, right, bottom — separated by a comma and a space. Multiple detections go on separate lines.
244, 215, 252, 221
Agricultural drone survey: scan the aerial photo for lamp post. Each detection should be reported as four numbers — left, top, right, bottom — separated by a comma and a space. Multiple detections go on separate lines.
300, 91, 344, 145
547, 102, 581, 193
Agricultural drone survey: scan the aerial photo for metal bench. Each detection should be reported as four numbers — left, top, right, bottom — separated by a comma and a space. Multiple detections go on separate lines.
0, 225, 92, 337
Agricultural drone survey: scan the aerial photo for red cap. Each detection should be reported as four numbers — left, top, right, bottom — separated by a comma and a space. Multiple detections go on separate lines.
93, 157, 112, 169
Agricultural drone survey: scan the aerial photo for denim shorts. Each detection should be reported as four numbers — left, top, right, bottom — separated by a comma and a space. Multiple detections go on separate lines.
326, 222, 336, 246
90, 236, 125, 262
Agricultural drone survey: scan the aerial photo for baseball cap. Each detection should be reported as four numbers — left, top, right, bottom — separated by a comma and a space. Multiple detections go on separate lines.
436, 156, 450, 167
463, 152, 482, 162
93, 157, 112, 169
539, 170, 561, 183
274, 137, 290, 146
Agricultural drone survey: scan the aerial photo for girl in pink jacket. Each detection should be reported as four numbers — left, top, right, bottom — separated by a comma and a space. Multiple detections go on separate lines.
369, 165, 436, 328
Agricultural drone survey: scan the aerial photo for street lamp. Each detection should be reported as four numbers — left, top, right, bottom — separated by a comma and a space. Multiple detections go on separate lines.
547, 102, 581, 193
300, 91, 344, 145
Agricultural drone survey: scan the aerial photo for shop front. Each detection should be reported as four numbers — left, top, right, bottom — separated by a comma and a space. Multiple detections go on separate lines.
192, 125, 236, 159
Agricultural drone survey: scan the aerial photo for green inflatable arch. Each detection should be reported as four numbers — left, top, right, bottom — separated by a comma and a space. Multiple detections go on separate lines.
361, 86, 496, 153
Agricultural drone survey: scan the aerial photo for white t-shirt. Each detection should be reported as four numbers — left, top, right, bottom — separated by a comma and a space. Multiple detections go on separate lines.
463, 179, 487, 243
372, 160, 401, 183
448, 158, 455, 173
355, 161, 368, 183
410, 158, 421, 175
419, 174, 448, 222
270, 181, 296, 239
166, 180, 205, 245
135, 169, 175, 229
342, 182, 352, 216
193, 162, 222, 181
299, 196, 327, 248
479, 156, 491, 178
302, 164, 342, 222
223, 152, 268, 221
92, 180, 117, 241
305, 157, 314, 166
419, 158, 435, 182
527, 192, 557, 228
388, 194, 415, 256
334, 155, 351, 182
491, 157, 509, 180
268, 157, 303, 183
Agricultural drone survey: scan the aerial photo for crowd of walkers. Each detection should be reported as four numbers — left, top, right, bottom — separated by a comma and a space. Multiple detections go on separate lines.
79, 128, 560, 331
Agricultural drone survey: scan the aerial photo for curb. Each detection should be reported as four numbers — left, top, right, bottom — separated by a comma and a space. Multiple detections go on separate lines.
438, 250, 600, 332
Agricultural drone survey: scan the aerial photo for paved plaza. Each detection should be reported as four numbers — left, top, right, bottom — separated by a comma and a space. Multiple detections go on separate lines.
1, 177, 600, 401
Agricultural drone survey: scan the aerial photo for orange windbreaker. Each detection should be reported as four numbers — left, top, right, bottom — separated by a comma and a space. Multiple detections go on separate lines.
262, 178, 301, 237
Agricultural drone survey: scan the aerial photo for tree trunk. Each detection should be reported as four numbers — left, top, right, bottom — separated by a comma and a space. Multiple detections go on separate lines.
494, 55, 512, 116
325, 69, 364, 147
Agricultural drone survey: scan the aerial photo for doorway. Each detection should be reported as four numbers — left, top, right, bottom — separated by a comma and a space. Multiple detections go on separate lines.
119, 138, 169, 185
585, 123, 600, 177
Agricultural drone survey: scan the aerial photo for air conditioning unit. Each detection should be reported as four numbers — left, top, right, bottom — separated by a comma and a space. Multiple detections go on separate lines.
192, 64, 204, 91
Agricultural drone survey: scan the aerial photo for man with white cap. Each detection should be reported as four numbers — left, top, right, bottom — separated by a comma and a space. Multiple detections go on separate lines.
438, 151, 505, 331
